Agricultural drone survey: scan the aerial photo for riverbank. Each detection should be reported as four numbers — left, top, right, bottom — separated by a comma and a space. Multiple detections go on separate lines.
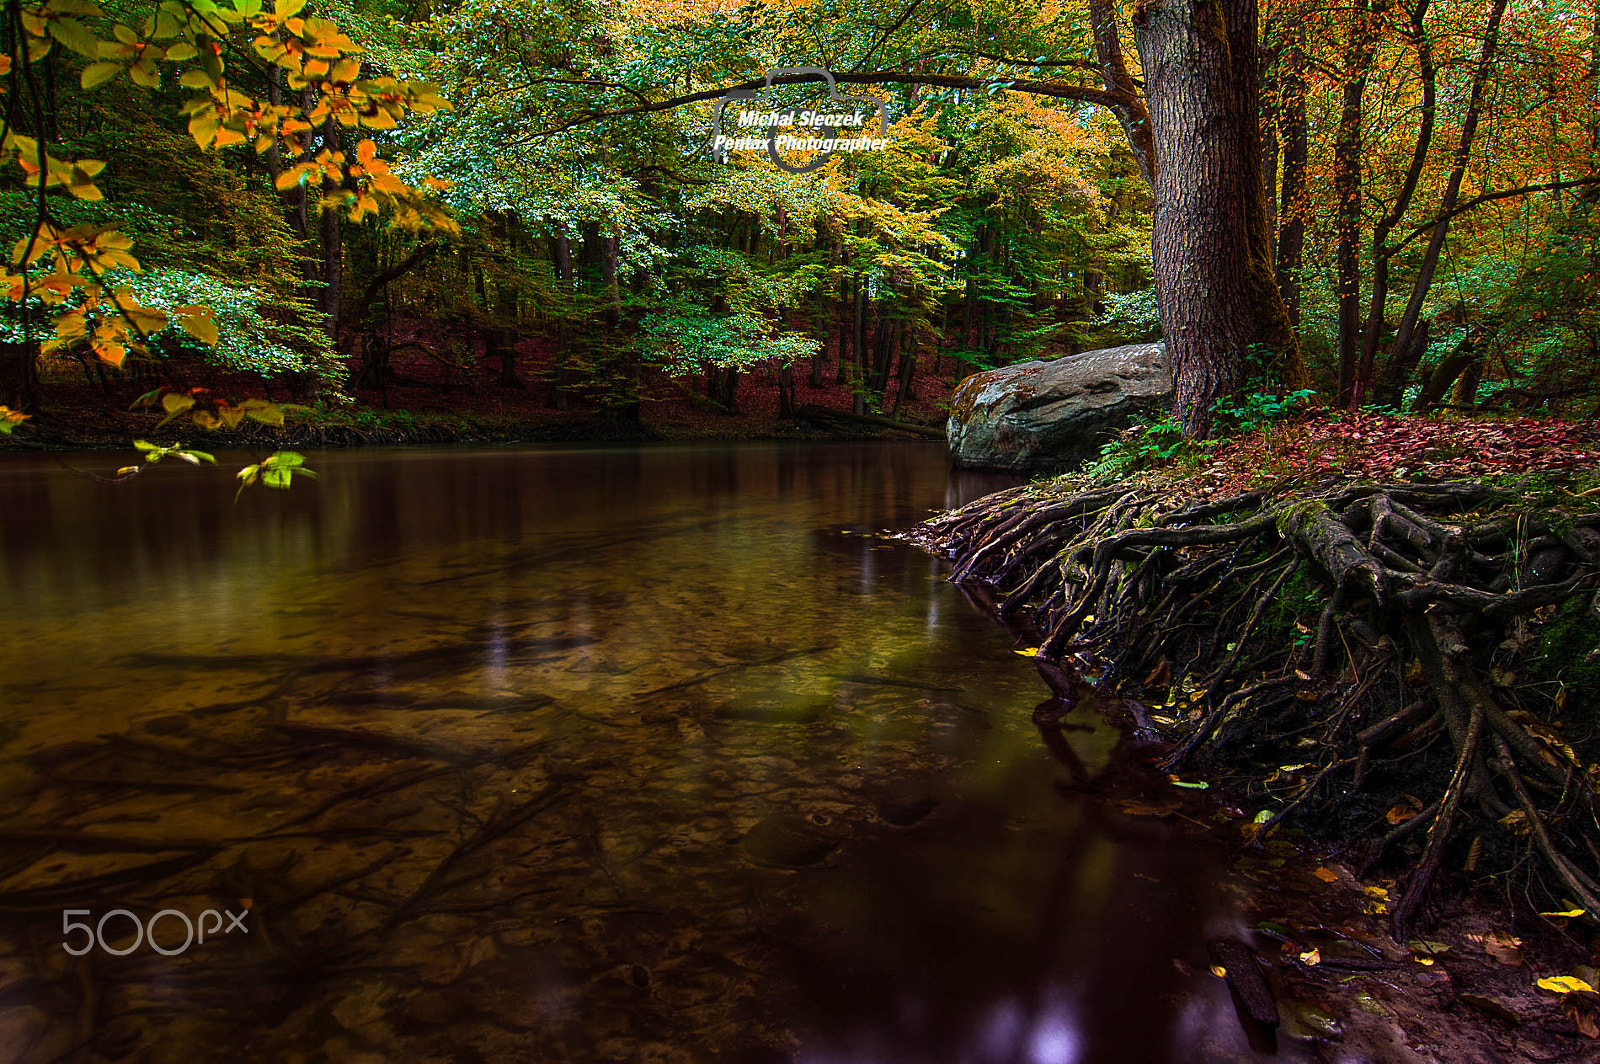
3, 357, 960, 452
913, 411, 1600, 1060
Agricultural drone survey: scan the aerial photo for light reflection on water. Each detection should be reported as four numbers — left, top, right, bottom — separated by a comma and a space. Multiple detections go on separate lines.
0, 442, 1283, 1062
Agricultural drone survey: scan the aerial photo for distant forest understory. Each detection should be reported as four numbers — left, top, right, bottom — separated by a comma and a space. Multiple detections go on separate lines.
4, 0, 1599, 445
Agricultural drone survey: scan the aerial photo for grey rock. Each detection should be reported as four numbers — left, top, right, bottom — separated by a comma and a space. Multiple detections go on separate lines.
946, 341, 1170, 471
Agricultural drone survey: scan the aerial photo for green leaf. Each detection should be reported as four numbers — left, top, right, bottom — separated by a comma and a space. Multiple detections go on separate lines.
47, 17, 102, 58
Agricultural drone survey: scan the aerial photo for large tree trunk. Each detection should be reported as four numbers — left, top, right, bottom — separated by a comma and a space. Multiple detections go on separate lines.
1133, 0, 1303, 437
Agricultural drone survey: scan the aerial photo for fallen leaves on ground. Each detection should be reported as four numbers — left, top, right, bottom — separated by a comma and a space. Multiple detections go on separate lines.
1471, 929, 1525, 967
1537, 974, 1597, 994
1197, 412, 1600, 497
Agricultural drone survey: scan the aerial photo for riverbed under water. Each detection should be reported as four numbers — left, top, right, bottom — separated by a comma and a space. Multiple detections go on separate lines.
1, 442, 1303, 1063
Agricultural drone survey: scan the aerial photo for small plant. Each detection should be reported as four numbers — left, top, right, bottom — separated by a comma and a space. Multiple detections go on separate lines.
1213, 389, 1317, 434
1082, 412, 1217, 482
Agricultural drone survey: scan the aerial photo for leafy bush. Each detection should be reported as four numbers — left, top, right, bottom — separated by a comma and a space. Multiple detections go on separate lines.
1093, 288, 1161, 344
7, 267, 335, 381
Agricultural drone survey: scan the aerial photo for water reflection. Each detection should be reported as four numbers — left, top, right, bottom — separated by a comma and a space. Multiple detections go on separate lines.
0, 442, 1285, 1062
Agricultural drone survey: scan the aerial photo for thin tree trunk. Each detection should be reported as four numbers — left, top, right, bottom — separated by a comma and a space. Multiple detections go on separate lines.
852, 278, 867, 415
493, 213, 523, 388
320, 116, 342, 346
893, 326, 917, 413
1365, 1, 1438, 408
1334, 0, 1375, 407
810, 287, 828, 387
836, 275, 852, 384
1276, 23, 1308, 328
1386, 0, 1510, 408
549, 228, 572, 409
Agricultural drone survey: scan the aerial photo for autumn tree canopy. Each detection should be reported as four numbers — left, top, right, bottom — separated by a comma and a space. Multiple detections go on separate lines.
0, 0, 1596, 438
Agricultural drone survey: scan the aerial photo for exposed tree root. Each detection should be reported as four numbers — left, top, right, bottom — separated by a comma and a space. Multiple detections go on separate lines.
908, 472, 1600, 938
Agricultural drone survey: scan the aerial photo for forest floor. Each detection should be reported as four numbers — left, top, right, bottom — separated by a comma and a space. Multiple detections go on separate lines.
5, 337, 971, 450
917, 410, 1600, 1062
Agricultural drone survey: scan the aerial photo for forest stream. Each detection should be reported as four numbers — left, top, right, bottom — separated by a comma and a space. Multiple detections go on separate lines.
0, 442, 1354, 1063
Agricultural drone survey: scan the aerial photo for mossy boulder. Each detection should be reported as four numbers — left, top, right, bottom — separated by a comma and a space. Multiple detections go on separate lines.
946, 342, 1170, 471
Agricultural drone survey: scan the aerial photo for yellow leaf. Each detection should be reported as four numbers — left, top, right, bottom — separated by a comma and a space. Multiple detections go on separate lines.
1537, 975, 1596, 994
93, 339, 127, 368
1485, 930, 1524, 967
243, 402, 284, 427
1541, 909, 1587, 919
1386, 803, 1421, 825
1299, 949, 1321, 966
175, 306, 218, 345
128, 61, 160, 89
1013, 647, 1039, 657
1313, 867, 1339, 883
1209, 965, 1227, 979
81, 61, 122, 89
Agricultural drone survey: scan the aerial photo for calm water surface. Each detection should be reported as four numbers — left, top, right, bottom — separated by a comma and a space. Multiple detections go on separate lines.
1, 442, 1282, 1063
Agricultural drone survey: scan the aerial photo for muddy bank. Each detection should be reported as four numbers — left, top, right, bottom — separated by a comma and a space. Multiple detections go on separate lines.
1, 404, 947, 453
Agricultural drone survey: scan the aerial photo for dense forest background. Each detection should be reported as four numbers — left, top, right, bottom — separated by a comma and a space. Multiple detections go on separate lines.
2, 0, 1599, 435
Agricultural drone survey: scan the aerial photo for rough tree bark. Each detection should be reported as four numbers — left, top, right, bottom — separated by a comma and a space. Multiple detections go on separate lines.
1132, 0, 1304, 436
